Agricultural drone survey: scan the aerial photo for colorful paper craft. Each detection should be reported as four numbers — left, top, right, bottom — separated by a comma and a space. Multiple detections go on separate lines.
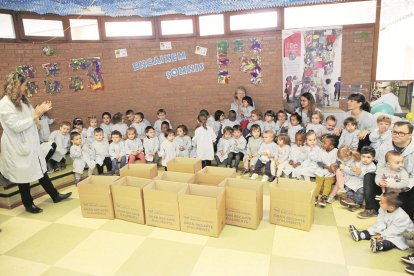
16, 65, 36, 78
69, 77, 84, 92
44, 80, 62, 95
218, 70, 230, 84
70, 57, 103, 91
42, 63, 60, 77
25, 81, 38, 97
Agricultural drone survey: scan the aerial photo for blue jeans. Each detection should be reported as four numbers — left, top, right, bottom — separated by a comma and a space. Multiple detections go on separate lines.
345, 186, 364, 204
112, 156, 126, 173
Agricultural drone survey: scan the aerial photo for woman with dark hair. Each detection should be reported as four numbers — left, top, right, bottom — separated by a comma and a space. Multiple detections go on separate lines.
0, 72, 71, 214
295, 92, 319, 126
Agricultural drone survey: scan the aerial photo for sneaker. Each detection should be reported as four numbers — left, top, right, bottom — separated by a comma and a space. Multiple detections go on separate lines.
401, 253, 414, 265
405, 264, 414, 275
357, 209, 378, 219
348, 225, 360, 241
327, 196, 335, 204
261, 175, 269, 182
403, 231, 414, 240
348, 205, 361, 212
47, 168, 55, 174
339, 198, 355, 207
318, 196, 327, 207
268, 176, 276, 182
240, 169, 249, 175
370, 238, 383, 253
250, 173, 259, 180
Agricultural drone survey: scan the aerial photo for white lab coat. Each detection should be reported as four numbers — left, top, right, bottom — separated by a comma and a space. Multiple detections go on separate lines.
159, 139, 179, 167
38, 114, 54, 142
192, 126, 217, 160
0, 96, 47, 183
70, 143, 96, 174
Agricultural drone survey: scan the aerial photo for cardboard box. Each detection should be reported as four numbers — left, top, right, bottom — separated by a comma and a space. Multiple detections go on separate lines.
167, 157, 202, 174
219, 178, 263, 229
153, 171, 195, 183
143, 180, 188, 230
179, 184, 225, 237
111, 176, 153, 224
269, 178, 316, 231
195, 166, 237, 186
120, 164, 158, 179
77, 176, 119, 219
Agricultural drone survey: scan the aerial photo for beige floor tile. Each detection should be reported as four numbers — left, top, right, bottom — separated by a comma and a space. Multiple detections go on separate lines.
272, 224, 346, 265
55, 230, 145, 275
41, 267, 94, 276
332, 201, 376, 228
263, 194, 270, 221
0, 217, 50, 254
115, 238, 203, 276
191, 247, 270, 276
0, 255, 49, 276
100, 219, 155, 237
0, 205, 26, 216
347, 265, 407, 276
55, 207, 108, 229
18, 199, 79, 222
149, 227, 209, 246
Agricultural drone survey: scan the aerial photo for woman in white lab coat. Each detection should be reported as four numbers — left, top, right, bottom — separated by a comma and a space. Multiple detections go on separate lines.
0, 72, 71, 214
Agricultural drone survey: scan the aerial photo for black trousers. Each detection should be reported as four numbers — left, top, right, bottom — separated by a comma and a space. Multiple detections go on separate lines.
227, 152, 244, 170
253, 160, 272, 177
202, 160, 212, 168
360, 230, 396, 251
17, 173, 59, 208
96, 157, 112, 175
357, 134, 371, 152
45, 142, 57, 161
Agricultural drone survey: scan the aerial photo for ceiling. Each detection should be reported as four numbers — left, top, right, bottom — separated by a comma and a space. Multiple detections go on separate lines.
0, 0, 344, 17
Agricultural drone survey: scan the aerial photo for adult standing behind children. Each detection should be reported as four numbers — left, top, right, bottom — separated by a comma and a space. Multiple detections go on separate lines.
0, 72, 71, 214
295, 92, 320, 126
230, 86, 255, 122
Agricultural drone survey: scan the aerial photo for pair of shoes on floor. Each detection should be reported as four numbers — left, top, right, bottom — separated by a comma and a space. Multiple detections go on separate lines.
357, 209, 378, 219
318, 196, 328, 208
348, 225, 361, 241
402, 253, 414, 274
339, 198, 359, 208
370, 238, 383, 253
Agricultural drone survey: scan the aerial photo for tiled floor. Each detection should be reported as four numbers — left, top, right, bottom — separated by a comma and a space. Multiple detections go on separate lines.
0, 177, 411, 276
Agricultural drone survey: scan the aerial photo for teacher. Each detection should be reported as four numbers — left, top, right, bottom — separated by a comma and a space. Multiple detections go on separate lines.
0, 72, 71, 214
230, 86, 254, 122
295, 92, 319, 126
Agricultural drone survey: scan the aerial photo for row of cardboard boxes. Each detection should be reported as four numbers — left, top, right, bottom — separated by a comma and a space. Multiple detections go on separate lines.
77, 158, 317, 237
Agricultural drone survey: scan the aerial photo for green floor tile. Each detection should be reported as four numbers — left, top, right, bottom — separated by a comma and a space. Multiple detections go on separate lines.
314, 204, 337, 226
337, 226, 407, 272
6, 223, 93, 265
99, 219, 155, 237
206, 223, 275, 255
269, 256, 349, 276
17, 199, 79, 222
42, 267, 94, 276
115, 237, 203, 276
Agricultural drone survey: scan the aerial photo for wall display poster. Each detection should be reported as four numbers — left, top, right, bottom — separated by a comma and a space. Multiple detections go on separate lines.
115, 48, 128, 58
69, 77, 84, 92
42, 62, 60, 77
16, 64, 36, 78
217, 40, 230, 84
195, 46, 208, 56
233, 39, 245, 53
160, 41, 172, 50
70, 57, 103, 91
282, 28, 342, 110
45, 80, 62, 95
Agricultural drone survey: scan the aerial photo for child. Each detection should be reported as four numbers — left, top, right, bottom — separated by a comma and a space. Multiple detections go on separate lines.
349, 191, 414, 252
91, 128, 112, 175
125, 127, 145, 164
109, 130, 126, 175
283, 130, 307, 178
306, 111, 324, 139
175, 125, 192, 158
192, 114, 217, 168
154, 109, 172, 135
100, 112, 113, 141
143, 126, 160, 164
69, 132, 95, 184
242, 124, 263, 175
251, 130, 278, 182
263, 110, 277, 134
314, 135, 338, 207
340, 146, 376, 211
294, 130, 322, 181
271, 133, 291, 180
334, 77, 341, 101
213, 110, 225, 138
86, 115, 98, 145
38, 111, 54, 143
138, 112, 152, 127
227, 125, 247, 171
369, 115, 392, 157
111, 112, 128, 139
215, 127, 233, 167
244, 110, 264, 137
48, 121, 71, 172
199, 109, 216, 129
72, 118, 87, 141
131, 112, 147, 140
158, 129, 179, 169
125, 109, 135, 126
375, 151, 409, 194
338, 117, 360, 150
323, 79, 332, 107
158, 121, 170, 144
287, 112, 303, 144
275, 110, 289, 135
223, 110, 239, 129
240, 96, 255, 121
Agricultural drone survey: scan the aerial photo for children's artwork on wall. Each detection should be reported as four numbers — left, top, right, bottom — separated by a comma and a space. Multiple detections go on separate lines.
238, 37, 262, 85
233, 39, 245, 53
16, 65, 36, 78
160, 41, 172, 50
44, 80, 62, 95
115, 48, 128, 58
250, 37, 262, 53
42, 45, 56, 56
69, 77, 84, 91
70, 57, 103, 91
25, 81, 38, 98
42, 62, 60, 77
282, 28, 343, 110
217, 40, 229, 84
195, 46, 208, 56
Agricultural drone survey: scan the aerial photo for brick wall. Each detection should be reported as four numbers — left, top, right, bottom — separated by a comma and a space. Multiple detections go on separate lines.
0, 25, 374, 130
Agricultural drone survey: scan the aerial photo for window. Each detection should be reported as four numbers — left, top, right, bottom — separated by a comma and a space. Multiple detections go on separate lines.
0, 13, 15, 39
199, 14, 224, 36
377, 0, 414, 80
229, 11, 278, 31
22, 18, 64, 37
70, 19, 99, 40
160, 19, 194, 36
284, 1, 376, 29
104, 21, 153, 37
